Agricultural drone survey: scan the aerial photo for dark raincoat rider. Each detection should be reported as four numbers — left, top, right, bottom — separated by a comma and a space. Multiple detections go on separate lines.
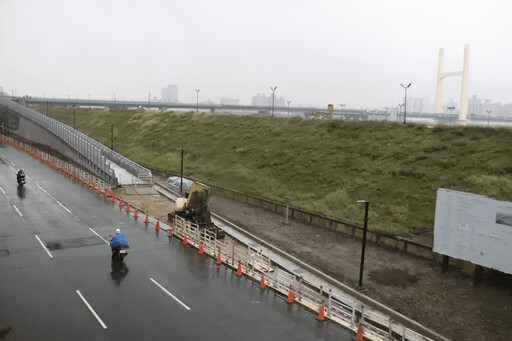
17, 170, 25, 183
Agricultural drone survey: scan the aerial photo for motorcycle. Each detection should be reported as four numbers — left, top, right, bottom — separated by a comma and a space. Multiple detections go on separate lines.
112, 246, 127, 261
17, 172, 26, 186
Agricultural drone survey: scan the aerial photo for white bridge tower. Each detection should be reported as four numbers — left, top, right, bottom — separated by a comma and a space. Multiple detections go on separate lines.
435, 44, 469, 121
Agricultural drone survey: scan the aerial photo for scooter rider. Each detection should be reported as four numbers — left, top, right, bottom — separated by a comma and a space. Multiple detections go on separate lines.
17, 170, 25, 184
110, 228, 130, 253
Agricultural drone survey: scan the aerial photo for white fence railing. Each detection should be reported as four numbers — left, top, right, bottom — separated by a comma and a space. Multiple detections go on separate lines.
166, 214, 440, 341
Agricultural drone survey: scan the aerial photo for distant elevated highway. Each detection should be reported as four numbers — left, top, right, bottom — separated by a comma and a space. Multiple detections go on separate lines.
20, 96, 512, 126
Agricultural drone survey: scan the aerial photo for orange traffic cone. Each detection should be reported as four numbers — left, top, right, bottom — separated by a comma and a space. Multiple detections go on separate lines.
168, 229, 173, 237
108, 189, 112, 197
317, 303, 325, 321
286, 285, 294, 304
355, 323, 364, 341
97, 186, 101, 194
112, 194, 116, 203
119, 198, 123, 207
87, 181, 90, 188
126, 204, 130, 213
145, 212, 149, 223
104, 189, 108, 198
216, 251, 222, 264
236, 261, 242, 276
182, 235, 188, 245
260, 273, 266, 289
198, 242, 203, 254
155, 221, 160, 230
134, 209, 138, 218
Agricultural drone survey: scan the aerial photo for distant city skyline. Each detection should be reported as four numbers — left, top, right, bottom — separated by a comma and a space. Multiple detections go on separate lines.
2, 1, 512, 111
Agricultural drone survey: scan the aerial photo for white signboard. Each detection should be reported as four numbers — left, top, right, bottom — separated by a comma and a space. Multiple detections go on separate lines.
433, 188, 512, 275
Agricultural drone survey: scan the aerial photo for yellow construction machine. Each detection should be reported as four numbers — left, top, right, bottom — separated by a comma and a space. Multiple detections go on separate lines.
168, 182, 225, 238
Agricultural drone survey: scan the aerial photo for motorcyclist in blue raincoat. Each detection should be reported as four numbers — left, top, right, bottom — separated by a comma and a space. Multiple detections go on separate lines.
110, 228, 130, 252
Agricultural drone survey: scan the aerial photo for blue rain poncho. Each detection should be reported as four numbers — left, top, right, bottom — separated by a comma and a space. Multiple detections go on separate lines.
110, 234, 130, 248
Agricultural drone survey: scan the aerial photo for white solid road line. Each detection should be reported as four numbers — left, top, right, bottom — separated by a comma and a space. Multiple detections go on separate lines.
0, 186, 6, 195
76, 290, 107, 329
36, 184, 72, 213
35, 235, 53, 258
13, 205, 23, 217
150, 278, 191, 311
88, 228, 109, 244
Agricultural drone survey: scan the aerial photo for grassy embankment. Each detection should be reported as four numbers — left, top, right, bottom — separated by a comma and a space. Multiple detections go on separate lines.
39, 106, 512, 237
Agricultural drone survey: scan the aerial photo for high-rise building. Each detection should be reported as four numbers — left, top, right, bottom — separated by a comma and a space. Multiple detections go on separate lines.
162, 85, 179, 102
251, 93, 286, 107
252, 93, 269, 106
468, 95, 481, 116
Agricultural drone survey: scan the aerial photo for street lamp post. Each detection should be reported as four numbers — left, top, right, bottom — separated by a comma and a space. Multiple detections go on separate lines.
357, 200, 370, 290
270, 86, 277, 116
447, 106, 455, 124
400, 83, 411, 124
148, 91, 151, 109
487, 110, 492, 126
195, 89, 200, 112
177, 148, 184, 193
287, 100, 291, 117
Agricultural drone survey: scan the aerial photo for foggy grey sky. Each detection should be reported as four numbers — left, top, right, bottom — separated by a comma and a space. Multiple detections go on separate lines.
1, 0, 512, 109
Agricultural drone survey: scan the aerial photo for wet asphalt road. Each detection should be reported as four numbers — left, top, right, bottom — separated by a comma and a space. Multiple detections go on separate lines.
0, 143, 352, 341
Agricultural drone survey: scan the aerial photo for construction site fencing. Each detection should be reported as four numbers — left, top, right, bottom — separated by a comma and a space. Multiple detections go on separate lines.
0, 96, 152, 186
1, 135, 112, 193
167, 215, 436, 341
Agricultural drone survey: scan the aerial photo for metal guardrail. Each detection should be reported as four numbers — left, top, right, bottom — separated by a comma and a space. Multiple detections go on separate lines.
0, 96, 152, 186
1, 136, 112, 193
169, 213, 439, 341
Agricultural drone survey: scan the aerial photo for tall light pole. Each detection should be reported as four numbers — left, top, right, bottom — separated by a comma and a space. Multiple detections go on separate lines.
287, 100, 291, 117
447, 106, 455, 124
357, 200, 370, 290
398, 103, 404, 123
195, 89, 200, 112
148, 91, 151, 109
176, 148, 184, 193
487, 110, 492, 126
270, 86, 277, 116
400, 83, 411, 124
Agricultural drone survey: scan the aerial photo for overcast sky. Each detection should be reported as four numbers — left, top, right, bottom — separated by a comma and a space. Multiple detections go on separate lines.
1, 0, 511, 109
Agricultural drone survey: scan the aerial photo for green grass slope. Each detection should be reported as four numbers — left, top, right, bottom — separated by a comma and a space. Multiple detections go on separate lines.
39, 106, 512, 237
